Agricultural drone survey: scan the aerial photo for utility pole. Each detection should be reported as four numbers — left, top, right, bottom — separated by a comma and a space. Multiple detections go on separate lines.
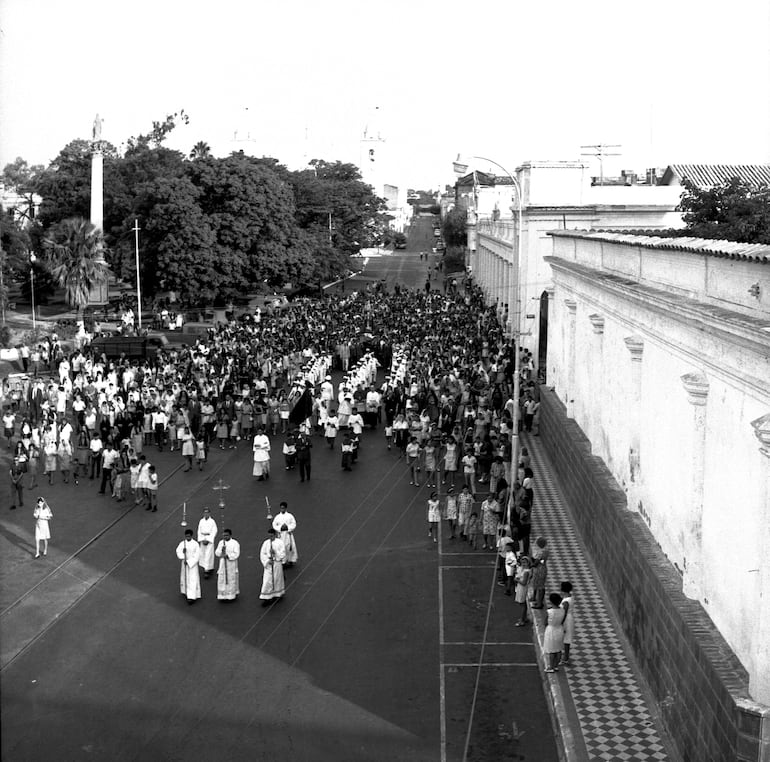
132, 219, 142, 330
0, 236, 5, 326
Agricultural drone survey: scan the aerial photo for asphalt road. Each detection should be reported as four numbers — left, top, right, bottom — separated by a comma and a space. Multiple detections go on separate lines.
0, 217, 558, 762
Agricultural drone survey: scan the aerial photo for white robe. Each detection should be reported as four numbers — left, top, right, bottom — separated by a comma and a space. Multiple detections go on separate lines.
196, 516, 218, 571
252, 434, 271, 476
259, 538, 286, 599
215, 538, 240, 600
176, 539, 201, 600
272, 511, 298, 564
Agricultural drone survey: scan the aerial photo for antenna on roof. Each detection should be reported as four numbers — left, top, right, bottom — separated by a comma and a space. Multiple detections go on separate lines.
580, 144, 622, 186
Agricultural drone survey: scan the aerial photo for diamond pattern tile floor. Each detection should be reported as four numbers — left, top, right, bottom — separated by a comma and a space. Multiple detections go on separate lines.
522, 432, 673, 761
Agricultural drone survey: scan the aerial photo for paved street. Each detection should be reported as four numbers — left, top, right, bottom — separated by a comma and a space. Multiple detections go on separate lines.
0, 217, 559, 761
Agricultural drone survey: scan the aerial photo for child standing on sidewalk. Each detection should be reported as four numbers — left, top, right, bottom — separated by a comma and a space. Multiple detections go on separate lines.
514, 556, 532, 626
146, 465, 158, 512
195, 434, 207, 471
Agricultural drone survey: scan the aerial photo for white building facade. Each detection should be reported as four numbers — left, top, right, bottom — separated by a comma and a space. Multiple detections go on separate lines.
545, 230, 770, 703
463, 161, 683, 370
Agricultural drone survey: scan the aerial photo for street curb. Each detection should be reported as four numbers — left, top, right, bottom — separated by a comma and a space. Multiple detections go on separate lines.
530, 603, 591, 762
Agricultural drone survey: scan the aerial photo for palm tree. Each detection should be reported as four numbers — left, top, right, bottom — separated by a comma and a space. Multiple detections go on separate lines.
43, 217, 110, 313
189, 141, 211, 160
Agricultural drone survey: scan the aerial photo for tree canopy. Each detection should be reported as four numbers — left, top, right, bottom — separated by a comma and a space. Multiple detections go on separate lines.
4, 113, 387, 303
677, 177, 770, 244
442, 207, 468, 247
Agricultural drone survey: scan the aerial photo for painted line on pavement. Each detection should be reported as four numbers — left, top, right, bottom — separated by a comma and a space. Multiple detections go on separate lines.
0, 458, 188, 619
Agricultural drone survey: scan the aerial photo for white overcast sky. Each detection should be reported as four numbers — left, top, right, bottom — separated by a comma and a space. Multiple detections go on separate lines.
1, 0, 769, 191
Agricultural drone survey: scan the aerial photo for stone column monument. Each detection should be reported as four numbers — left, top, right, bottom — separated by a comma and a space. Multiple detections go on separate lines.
90, 114, 104, 232
88, 114, 109, 305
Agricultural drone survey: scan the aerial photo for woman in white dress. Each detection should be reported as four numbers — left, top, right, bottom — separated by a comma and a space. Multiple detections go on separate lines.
427, 491, 441, 543
33, 497, 53, 558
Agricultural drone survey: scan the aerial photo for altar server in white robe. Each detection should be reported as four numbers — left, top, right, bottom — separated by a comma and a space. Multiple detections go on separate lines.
272, 501, 298, 566
259, 528, 286, 605
214, 529, 240, 601
176, 529, 201, 603
196, 507, 218, 579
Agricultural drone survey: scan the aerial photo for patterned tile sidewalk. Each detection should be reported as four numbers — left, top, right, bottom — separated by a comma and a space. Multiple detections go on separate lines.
522, 431, 675, 762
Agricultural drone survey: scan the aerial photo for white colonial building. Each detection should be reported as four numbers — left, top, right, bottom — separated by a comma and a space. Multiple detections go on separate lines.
545, 230, 770, 703
454, 161, 684, 371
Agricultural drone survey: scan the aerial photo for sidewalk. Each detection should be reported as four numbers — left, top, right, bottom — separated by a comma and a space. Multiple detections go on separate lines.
522, 431, 677, 762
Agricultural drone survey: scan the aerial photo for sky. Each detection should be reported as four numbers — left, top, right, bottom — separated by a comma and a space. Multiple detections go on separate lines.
1, 0, 769, 192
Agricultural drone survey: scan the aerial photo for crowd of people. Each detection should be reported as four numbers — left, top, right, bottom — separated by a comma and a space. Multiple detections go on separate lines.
3, 275, 573, 669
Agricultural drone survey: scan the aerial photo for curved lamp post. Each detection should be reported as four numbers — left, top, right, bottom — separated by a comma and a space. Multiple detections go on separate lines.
453, 154, 523, 527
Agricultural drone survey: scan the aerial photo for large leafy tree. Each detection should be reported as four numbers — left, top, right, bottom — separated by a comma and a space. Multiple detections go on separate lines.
442, 207, 468, 247
187, 152, 302, 290
133, 175, 216, 300
43, 217, 111, 312
677, 177, 770, 244
291, 160, 387, 254
107, 143, 187, 281
24, 113, 388, 302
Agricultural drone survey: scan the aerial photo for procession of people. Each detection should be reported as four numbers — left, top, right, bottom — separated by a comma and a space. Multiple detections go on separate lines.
4, 274, 562, 658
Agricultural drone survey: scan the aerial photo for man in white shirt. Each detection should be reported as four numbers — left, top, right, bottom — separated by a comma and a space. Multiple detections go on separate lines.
89, 432, 103, 479
196, 508, 218, 579
99, 441, 120, 495
152, 407, 168, 451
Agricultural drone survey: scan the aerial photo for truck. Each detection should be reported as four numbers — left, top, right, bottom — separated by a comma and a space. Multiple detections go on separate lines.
88, 333, 170, 361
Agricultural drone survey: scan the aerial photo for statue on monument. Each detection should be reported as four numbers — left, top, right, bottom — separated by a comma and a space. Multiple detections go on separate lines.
92, 113, 103, 141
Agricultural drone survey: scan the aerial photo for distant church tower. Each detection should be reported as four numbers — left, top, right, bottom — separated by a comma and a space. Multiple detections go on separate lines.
359, 106, 386, 195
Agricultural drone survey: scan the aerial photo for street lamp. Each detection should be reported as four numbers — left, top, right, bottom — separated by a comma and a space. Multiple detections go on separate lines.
29, 252, 36, 332
453, 154, 523, 526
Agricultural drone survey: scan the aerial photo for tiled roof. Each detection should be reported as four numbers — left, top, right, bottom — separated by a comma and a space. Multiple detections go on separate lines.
548, 230, 770, 264
660, 164, 770, 188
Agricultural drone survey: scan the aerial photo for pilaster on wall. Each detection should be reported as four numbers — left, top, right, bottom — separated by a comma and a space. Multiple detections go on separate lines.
623, 336, 644, 507
750, 413, 770, 706
680, 371, 710, 601
564, 299, 577, 418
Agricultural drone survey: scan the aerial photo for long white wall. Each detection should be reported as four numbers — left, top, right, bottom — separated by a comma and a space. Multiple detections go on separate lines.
546, 231, 770, 703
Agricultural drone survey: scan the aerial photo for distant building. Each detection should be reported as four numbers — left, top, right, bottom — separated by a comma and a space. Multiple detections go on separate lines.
456, 161, 683, 369
0, 183, 40, 227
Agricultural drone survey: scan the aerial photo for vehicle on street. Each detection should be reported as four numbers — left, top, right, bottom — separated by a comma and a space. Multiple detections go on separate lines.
89, 333, 169, 361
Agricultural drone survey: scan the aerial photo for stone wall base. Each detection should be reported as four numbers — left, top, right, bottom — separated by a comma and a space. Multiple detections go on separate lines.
539, 387, 769, 762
